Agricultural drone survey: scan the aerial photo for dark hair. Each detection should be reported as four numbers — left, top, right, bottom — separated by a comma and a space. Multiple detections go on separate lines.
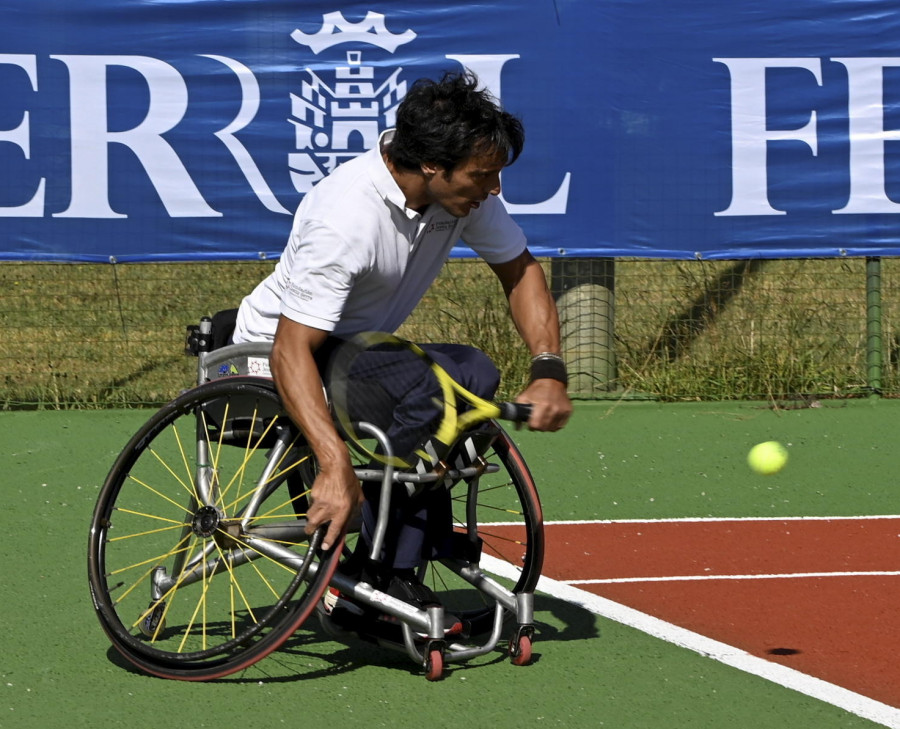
387, 71, 524, 174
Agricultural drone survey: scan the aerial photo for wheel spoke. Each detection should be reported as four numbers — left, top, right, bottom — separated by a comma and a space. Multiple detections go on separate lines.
88, 379, 341, 679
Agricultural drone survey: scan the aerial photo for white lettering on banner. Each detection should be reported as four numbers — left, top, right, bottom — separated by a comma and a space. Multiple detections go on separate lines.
0, 12, 571, 221
0, 54, 46, 217
51, 55, 220, 219
832, 57, 900, 214
447, 53, 572, 215
714, 58, 822, 217
715, 57, 900, 217
202, 54, 290, 215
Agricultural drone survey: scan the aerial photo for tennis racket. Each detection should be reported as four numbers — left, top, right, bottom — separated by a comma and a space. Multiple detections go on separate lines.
326, 332, 532, 469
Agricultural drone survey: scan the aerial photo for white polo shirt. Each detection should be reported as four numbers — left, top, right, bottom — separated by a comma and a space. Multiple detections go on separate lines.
233, 135, 527, 342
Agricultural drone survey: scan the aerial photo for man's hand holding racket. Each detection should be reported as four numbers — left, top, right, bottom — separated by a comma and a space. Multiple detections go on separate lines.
516, 375, 572, 433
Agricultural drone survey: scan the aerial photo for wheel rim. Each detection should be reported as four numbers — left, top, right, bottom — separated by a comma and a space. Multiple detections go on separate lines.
88, 379, 337, 677
431, 428, 543, 633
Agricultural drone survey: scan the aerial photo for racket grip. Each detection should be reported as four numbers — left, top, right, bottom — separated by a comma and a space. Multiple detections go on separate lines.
498, 402, 533, 423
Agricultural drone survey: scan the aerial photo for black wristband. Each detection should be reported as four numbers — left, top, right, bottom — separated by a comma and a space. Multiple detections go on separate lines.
530, 354, 568, 385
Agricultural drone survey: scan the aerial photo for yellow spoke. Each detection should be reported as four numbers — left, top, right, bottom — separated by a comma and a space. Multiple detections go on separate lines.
109, 541, 192, 578
469, 502, 525, 518
219, 444, 309, 517
255, 488, 310, 522
114, 565, 160, 608
217, 412, 281, 506
107, 521, 187, 543
452, 479, 515, 498
170, 419, 200, 504
239, 545, 283, 602
230, 576, 237, 639
112, 508, 184, 526
197, 408, 222, 510
244, 513, 307, 523
177, 550, 214, 652
220, 530, 297, 577
127, 473, 194, 515
147, 444, 197, 502
215, 542, 258, 625
134, 538, 201, 641
123, 535, 194, 617
207, 400, 230, 490
235, 402, 258, 507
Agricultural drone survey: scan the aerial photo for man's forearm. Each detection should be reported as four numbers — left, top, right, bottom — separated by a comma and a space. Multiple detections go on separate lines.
505, 258, 562, 356
270, 323, 349, 468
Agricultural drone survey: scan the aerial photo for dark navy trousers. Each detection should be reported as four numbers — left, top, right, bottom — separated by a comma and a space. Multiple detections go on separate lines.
322, 341, 501, 573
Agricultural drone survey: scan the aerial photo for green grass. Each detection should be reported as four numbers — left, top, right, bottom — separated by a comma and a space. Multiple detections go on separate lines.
1, 257, 898, 407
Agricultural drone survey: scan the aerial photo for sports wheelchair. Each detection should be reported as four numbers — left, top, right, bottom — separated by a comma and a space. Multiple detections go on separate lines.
87, 311, 544, 681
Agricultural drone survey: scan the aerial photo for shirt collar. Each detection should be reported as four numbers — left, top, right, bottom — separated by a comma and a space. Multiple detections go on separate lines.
372, 129, 421, 220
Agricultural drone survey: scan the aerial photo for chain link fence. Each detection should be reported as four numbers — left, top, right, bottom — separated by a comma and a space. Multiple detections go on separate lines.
1, 257, 897, 408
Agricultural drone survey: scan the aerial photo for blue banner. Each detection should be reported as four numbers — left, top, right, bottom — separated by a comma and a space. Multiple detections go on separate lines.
2, 1, 900, 261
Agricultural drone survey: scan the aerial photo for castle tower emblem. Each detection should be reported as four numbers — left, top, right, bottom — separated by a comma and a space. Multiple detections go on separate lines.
288, 12, 417, 193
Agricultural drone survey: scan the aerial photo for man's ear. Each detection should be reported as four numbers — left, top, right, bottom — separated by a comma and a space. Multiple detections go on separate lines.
421, 162, 439, 177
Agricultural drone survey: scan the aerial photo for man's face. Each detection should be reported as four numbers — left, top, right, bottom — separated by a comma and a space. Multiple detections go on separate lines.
423, 150, 506, 218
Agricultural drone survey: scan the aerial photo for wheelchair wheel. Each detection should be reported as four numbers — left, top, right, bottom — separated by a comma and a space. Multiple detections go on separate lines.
330, 425, 543, 643
88, 377, 341, 680
431, 426, 543, 635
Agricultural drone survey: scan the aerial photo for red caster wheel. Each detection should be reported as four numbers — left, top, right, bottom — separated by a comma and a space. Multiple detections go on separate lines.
509, 630, 534, 666
425, 646, 444, 681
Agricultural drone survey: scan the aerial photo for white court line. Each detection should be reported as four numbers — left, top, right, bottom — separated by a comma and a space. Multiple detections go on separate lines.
545, 514, 900, 525
482, 553, 900, 728
568, 570, 900, 585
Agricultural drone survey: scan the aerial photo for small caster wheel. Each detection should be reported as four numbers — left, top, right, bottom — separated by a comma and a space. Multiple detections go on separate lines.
425, 647, 444, 681
138, 603, 166, 638
509, 632, 533, 666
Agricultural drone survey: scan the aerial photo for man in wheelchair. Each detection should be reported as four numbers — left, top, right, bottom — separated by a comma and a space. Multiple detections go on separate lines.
231, 70, 572, 627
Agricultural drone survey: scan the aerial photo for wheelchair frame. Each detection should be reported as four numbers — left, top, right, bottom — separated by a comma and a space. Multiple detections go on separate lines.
87, 315, 544, 681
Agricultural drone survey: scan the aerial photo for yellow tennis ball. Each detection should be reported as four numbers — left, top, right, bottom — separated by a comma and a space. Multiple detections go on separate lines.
747, 441, 788, 475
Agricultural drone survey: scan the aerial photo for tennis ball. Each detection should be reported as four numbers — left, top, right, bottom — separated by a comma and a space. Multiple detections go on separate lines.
747, 441, 788, 475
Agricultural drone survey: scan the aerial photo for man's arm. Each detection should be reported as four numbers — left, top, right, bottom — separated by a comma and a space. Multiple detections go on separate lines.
488, 249, 573, 432
270, 316, 362, 551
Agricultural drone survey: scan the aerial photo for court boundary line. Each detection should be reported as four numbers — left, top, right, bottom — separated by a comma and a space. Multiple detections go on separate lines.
483, 516, 900, 728
545, 515, 900, 525
569, 570, 900, 584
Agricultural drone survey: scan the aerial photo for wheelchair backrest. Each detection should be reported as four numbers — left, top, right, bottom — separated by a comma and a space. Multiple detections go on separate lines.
186, 308, 273, 385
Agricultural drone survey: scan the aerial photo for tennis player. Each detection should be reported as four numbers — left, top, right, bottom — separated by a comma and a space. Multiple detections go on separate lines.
232, 71, 572, 617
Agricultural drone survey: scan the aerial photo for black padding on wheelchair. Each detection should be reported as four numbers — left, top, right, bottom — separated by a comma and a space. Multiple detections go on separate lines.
210, 308, 239, 351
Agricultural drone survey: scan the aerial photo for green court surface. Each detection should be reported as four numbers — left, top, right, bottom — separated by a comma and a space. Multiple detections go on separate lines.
3, 399, 897, 729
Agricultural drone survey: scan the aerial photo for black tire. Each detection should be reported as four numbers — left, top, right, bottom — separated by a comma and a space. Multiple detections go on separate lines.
88, 377, 341, 680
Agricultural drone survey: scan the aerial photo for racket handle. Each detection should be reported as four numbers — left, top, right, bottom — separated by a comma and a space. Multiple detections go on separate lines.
497, 401, 533, 423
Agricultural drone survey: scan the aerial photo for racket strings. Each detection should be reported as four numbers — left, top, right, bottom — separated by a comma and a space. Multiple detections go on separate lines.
335, 343, 447, 467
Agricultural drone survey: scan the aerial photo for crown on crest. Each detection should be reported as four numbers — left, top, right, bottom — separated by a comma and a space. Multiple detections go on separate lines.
291, 11, 417, 54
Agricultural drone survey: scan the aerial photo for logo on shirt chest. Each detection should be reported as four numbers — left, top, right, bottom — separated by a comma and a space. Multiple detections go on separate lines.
424, 220, 456, 235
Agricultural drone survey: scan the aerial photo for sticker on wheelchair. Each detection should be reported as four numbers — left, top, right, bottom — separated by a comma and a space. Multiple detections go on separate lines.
247, 356, 272, 378
208, 355, 272, 380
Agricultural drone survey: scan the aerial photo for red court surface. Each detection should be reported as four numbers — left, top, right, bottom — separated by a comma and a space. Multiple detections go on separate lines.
541, 518, 900, 709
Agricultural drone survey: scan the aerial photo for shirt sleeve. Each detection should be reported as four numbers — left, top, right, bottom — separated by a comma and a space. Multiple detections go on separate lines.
459, 195, 527, 264
280, 220, 366, 332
